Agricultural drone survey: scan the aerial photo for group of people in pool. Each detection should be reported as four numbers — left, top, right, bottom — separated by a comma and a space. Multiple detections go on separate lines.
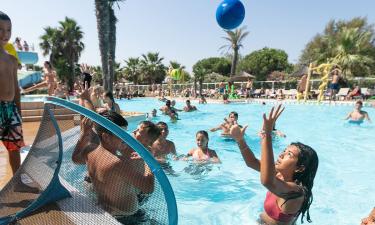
64, 87, 371, 224
74, 84, 319, 224
158, 99, 198, 122
77, 88, 372, 225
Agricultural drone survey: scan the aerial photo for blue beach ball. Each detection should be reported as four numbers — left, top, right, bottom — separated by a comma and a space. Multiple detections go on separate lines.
216, 0, 245, 30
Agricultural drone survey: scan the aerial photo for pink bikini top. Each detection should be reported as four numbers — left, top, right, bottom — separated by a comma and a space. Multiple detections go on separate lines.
264, 191, 298, 222
192, 149, 210, 161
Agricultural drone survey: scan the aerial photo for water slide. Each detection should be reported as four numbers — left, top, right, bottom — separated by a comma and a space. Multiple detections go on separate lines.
18, 70, 42, 89
16, 51, 43, 89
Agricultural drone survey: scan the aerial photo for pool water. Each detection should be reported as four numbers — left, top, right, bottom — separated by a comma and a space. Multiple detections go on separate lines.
69, 98, 375, 225
21, 95, 47, 102
21, 95, 76, 102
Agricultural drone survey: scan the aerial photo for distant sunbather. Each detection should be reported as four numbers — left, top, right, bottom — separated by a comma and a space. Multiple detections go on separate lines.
346, 86, 361, 100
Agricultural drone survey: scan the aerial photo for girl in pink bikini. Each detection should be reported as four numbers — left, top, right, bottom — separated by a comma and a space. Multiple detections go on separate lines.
185, 130, 220, 164
230, 105, 318, 225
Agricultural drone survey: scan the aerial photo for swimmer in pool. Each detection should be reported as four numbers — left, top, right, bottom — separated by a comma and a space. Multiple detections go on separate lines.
184, 130, 220, 164
183, 100, 197, 112
344, 100, 371, 123
160, 100, 172, 115
151, 122, 177, 163
210, 111, 240, 137
169, 109, 179, 122
151, 109, 157, 117
231, 105, 319, 225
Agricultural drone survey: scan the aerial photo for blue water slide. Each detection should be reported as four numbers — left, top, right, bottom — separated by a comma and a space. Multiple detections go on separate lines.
18, 71, 42, 88
17, 51, 39, 65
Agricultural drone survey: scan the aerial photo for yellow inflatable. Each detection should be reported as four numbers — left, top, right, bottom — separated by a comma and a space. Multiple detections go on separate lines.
303, 63, 339, 102
4, 42, 21, 64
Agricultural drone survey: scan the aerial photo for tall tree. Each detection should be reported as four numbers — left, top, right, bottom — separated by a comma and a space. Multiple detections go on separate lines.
192, 65, 207, 97
192, 57, 231, 76
95, 0, 124, 91
299, 17, 375, 77
123, 57, 142, 84
238, 47, 292, 81
39, 17, 84, 90
140, 52, 166, 84
95, 0, 110, 89
220, 26, 249, 76
331, 27, 374, 77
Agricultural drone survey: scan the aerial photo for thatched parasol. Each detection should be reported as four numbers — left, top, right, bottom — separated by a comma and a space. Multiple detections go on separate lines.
230, 71, 255, 82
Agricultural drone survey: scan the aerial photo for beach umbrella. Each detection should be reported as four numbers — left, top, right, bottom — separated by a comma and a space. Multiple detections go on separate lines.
229, 71, 255, 82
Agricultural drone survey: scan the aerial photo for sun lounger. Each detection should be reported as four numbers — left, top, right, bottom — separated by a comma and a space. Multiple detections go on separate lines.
252, 89, 261, 98
286, 89, 297, 99
336, 88, 350, 100
359, 88, 369, 100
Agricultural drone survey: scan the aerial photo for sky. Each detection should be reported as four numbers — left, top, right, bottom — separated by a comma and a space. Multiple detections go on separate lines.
2, 0, 375, 72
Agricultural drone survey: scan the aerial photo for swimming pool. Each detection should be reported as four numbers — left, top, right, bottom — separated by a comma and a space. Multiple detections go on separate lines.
69, 98, 375, 225
21, 95, 48, 102
21, 95, 76, 102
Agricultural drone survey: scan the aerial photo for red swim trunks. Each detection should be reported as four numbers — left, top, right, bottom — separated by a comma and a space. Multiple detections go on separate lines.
0, 101, 25, 151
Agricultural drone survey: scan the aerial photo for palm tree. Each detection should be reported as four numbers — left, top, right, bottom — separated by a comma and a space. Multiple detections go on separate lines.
95, 0, 110, 89
123, 57, 142, 84
59, 18, 85, 87
330, 27, 374, 77
192, 66, 207, 97
113, 62, 123, 82
220, 26, 249, 76
39, 17, 84, 90
40, 27, 58, 63
140, 52, 166, 84
94, 0, 124, 91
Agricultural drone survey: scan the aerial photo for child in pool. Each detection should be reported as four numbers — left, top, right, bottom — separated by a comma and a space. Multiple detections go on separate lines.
184, 131, 220, 163
231, 105, 319, 224
169, 109, 179, 122
210, 111, 240, 137
345, 100, 371, 124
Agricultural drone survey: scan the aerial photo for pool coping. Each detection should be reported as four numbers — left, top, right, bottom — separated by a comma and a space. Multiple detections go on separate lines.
151, 96, 375, 107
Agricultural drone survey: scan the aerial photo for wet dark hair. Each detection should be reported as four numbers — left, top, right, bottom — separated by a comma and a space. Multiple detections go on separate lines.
139, 121, 161, 141
95, 111, 128, 139
286, 142, 319, 223
229, 111, 238, 119
104, 91, 115, 103
196, 130, 209, 140
0, 11, 11, 22
186, 100, 190, 104
44, 61, 52, 69
156, 121, 168, 128
169, 109, 178, 117
166, 100, 171, 107
356, 100, 363, 106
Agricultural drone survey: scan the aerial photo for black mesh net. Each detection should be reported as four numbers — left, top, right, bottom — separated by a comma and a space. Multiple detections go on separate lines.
0, 102, 174, 225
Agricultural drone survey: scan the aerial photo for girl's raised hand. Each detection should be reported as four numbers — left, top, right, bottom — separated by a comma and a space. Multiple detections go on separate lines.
262, 105, 284, 134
